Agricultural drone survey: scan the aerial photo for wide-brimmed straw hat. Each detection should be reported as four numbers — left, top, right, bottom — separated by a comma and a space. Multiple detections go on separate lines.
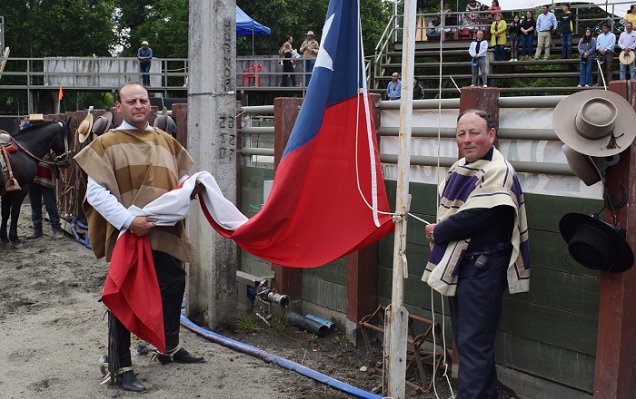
92, 112, 113, 137
76, 114, 94, 143
553, 90, 636, 157
306, 31, 314, 37
620, 50, 635, 65
560, 213, 634, 273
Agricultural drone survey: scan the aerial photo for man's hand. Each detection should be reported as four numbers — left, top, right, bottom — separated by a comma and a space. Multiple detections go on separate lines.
626, 48, 632, 54
129, 216, 156, 236
425, 223, 436, 249
190, 182, 205, 200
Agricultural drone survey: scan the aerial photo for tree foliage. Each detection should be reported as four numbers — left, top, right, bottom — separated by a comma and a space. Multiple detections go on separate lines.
0, 0, 117, 57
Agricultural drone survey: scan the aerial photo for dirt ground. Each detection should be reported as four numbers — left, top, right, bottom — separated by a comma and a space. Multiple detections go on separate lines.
0, 205, 467, 399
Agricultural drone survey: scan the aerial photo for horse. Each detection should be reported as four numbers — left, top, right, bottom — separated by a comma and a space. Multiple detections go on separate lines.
0, 119, 72, 247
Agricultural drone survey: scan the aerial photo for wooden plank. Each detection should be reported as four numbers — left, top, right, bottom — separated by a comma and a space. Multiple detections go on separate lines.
497, 364, 593, 399
524, 193, 603, 232
385, 180, 439, 215
506, 266, 599, 316
529, 230, 602, 277
239, 252, 272, 277
379, 238, 430, 275
303, 259, 347, 285
301, 272, 347, 313
496, 331, 595, 393
499, 297, 597, 355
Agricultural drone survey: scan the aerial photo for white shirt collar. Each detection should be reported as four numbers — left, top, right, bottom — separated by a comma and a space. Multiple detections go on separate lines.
116, 120, 153, 131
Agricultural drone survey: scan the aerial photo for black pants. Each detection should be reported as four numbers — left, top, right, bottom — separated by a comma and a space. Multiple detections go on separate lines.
449, 253, 509, 399
112, 250, 186, 368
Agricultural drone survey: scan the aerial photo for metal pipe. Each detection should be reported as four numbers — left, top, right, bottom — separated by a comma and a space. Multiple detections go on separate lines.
377, 127, 558, 141
378, 98, 460, 110
238, 148, 274, 156
285, 311, 330, 338
180, 315, 381, 399
379, 154, 574, 176
239, 105, 274, 114
497, 96, 566, 108
238, 126, 274, 135
304, 314, 338, 332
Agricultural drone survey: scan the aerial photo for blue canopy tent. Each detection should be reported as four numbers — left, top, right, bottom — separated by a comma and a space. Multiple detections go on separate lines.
236, 6, 271, 55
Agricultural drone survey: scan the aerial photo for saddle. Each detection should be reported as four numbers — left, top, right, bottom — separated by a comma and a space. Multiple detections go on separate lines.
0, 130, 21, 194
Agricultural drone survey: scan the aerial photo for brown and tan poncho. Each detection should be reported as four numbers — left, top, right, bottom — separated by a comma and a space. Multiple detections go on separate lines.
74, 128, 194, 262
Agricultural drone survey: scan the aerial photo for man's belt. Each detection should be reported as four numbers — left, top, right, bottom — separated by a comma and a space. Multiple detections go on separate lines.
464, 249, 511, 261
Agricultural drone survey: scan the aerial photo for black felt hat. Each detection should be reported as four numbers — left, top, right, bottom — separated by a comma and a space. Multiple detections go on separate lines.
559, 213, 634, 273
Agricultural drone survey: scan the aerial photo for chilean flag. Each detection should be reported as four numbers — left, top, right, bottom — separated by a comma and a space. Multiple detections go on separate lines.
208, 0, 393, 267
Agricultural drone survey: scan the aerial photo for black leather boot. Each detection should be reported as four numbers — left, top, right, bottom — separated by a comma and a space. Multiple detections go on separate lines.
157, 347, 204, 364
27, 230, 42, 239
116, 369, 146, 393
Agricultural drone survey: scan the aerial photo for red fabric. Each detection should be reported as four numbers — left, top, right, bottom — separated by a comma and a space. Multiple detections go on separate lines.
36, 163, 53, 180
102, 231, 165, 353
203, 96, 393, 267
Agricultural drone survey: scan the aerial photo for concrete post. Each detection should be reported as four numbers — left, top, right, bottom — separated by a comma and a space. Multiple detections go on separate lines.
186, 0, 238, 328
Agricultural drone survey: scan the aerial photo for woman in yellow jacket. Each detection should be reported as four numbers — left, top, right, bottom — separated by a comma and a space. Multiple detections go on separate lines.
490, 13, 507, 61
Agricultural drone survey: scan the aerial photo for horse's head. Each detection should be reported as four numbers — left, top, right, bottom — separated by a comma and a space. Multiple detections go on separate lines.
50, 118, 73, 167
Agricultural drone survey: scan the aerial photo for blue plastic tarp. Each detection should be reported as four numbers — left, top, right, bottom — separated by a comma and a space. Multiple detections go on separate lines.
236, 6, 271, 36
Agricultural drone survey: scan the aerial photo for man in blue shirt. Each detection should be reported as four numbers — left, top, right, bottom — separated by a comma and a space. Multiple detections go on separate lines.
534, 6, 557, 60
596, 23, 617, 85
386, 72, 401, 100
137, 41, 153, 87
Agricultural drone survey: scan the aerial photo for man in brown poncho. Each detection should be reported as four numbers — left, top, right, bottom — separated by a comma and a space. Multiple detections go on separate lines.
74, 82, 203, 393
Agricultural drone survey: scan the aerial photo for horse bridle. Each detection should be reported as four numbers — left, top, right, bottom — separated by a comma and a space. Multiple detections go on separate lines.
10, 121, 71, 167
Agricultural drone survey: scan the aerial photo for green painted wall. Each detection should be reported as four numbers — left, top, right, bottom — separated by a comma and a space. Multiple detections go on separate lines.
379, 180, 603, 394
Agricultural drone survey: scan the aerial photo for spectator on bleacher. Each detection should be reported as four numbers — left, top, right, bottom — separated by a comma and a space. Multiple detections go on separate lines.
300, 31, 320, 87
596, 23, 617, 85
490, 13, 507, 61
278, 36, 297, 87
534, 5, 557, 60
619, 22, 636, 80
559, 3, 576, 59
465, 0, 483, 39
386, 72, 401, 100
624, 5, 636, 26
487, 0, 501, 19
578, 28, 596, 87
413, 77, 424, 100
469, 30, 489, 87
441, 3, 456, 40
508, 15, 522, 61
520, 11, 536, 60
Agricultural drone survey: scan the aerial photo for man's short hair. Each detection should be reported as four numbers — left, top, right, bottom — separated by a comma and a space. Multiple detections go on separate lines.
392, 72, 399, 77
117, 81, 147, 101
602, 23, 611, 30
457, 109, 496, 131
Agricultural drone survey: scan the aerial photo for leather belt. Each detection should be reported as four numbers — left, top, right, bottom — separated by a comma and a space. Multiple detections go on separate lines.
464, 250, 510, 261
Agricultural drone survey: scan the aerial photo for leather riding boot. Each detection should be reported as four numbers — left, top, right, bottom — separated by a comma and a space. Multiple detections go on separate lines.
157, 347, 204, 364
116, 369, 146, 393
52, 229, 64, 239
27, 230, 42, 239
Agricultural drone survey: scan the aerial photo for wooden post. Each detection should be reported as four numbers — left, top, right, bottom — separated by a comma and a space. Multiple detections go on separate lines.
171, 103, 188, 148
346, 93, 383, 345
186, 0, 238, 328
272, 97, 304, 303
593, 80, 636, 399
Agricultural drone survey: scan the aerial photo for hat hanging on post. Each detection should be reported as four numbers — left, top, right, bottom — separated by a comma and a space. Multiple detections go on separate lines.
562, 144, 620, 186
92, 112, 113, 137
620, 51, 635, 66
559, 213, 634, 273
553, 90, 636, 157
76, 114, 94, 143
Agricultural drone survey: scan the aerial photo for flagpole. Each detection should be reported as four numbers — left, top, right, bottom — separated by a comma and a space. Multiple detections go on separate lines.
385, 0, 416, 397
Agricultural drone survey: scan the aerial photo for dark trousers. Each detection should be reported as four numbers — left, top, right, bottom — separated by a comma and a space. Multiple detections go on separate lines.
28, 183, 60, 232
561, 32, 572, 58
449, 253, 509, 399
140, 62, 151, 86
520, 33, 534, 57
112, 250, 186, 368
597, 52, 613, 85
281, 61, 296, 87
